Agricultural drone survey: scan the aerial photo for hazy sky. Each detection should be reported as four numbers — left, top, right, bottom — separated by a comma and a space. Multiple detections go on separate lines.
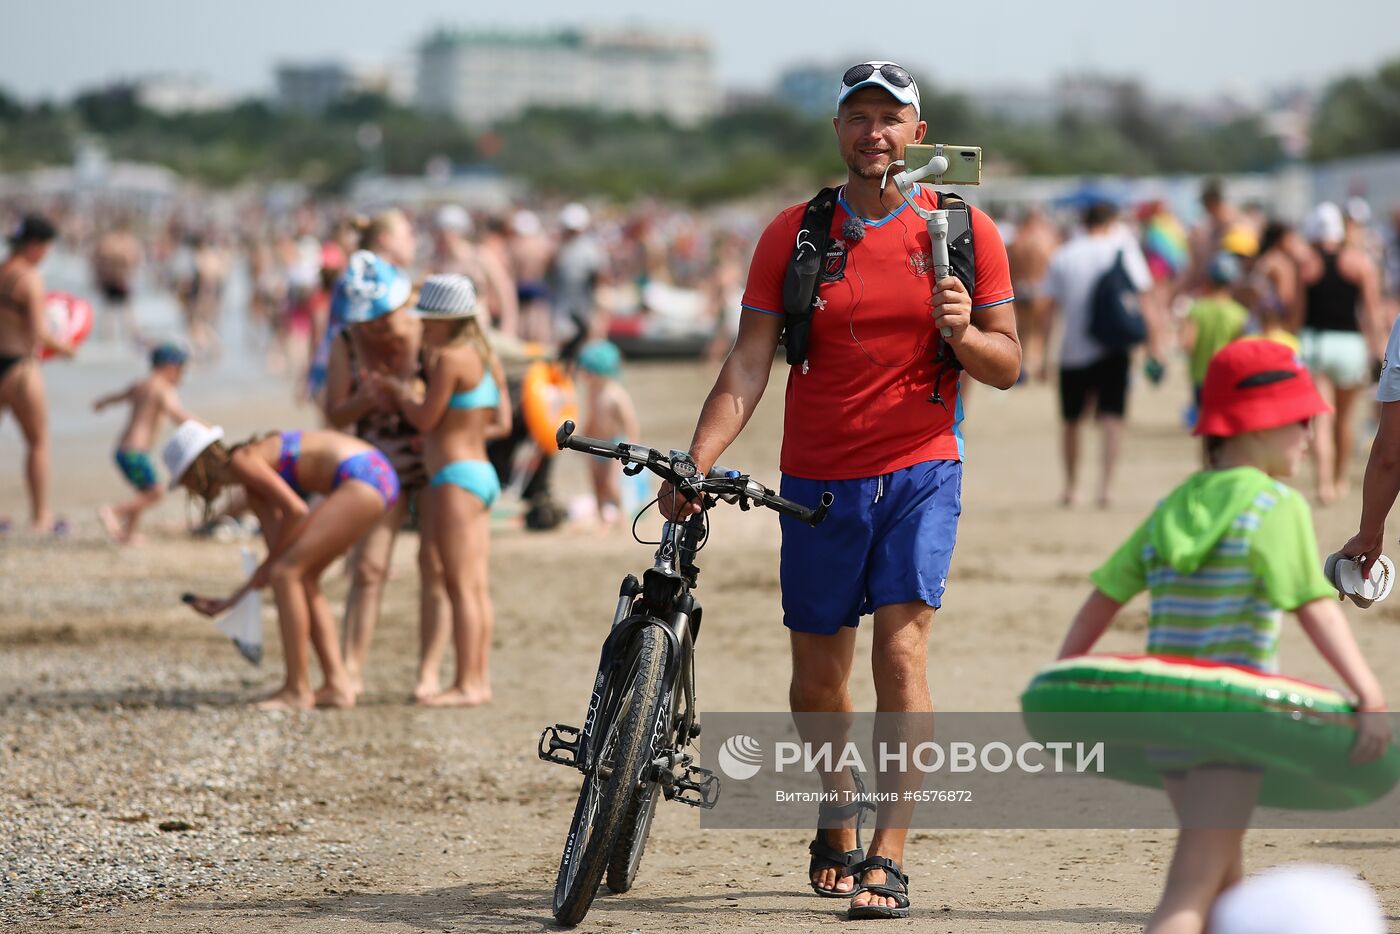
4, 0, 1398, 103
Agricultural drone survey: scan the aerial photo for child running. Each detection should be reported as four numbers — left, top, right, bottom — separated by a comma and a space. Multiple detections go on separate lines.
392, 275, 510, 706
1054, 339, 1390, 934
576, 340, 639, 528
94, 342, 195, 545
165, 420, 399, 710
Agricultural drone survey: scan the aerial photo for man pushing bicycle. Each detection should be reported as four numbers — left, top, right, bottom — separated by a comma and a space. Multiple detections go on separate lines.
660, 60, 1020, 920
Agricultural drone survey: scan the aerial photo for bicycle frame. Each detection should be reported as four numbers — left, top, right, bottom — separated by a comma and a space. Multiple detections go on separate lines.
540, 420, 829, 808
544, 512, 706, 778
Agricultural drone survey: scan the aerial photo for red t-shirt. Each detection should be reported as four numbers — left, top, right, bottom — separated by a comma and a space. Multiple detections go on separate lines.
741, 186, 1015, 480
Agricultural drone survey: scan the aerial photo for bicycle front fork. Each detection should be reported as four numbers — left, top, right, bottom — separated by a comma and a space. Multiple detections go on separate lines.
538, 573, 643, 771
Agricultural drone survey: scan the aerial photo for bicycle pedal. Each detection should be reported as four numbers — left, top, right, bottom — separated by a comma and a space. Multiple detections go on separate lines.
538, 724, 582, 768
670, 764, 720, 809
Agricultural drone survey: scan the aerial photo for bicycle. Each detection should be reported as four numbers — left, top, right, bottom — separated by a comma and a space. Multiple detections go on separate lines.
538, 419, 832, 926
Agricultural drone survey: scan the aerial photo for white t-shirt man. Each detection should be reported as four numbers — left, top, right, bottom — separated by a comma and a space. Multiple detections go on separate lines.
1044, 224, 1153, 370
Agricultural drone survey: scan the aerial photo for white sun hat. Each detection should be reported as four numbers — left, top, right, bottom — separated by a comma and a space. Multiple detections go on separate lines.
163, 420, 225, 490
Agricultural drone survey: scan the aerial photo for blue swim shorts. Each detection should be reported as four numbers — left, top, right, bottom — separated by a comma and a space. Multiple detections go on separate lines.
779, 460, 962, 635
114, 449, 158, 492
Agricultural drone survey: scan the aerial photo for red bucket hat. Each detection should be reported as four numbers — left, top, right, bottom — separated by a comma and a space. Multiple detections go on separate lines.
1194, 339, 1331, 437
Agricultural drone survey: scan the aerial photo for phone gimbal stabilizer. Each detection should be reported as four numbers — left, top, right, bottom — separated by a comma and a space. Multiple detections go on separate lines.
885, 144, 975, 338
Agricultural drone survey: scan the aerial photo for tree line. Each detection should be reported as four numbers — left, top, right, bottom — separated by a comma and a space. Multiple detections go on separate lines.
1, 58, 1395, 203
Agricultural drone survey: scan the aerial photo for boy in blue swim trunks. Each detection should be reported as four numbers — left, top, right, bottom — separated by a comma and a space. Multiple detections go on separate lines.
94, 342, 197, 544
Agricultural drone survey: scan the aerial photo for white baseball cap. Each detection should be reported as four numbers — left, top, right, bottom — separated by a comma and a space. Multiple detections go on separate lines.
560, 202, 591, 232
1346, 196, 1373, 225
163, 420, 224, 490
836, 61, 921, 116
1305, 202, 1345, 244
511, 210, 542, 237
435, 204, 472, 235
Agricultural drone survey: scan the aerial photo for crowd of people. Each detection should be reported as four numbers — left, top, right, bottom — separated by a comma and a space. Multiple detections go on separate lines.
6, 55, 1400, 929
0, 197, 672, 711
1004, 179, 1400, 511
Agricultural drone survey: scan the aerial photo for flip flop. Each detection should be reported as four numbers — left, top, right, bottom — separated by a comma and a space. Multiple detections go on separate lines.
1324, 552, 1394, 609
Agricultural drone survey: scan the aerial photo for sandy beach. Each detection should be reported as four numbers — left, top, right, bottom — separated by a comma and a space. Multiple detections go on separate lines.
3, 353, 1399, 933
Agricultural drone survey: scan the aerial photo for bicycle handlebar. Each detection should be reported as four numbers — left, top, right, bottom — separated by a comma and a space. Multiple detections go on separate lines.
555, 420, 832, 526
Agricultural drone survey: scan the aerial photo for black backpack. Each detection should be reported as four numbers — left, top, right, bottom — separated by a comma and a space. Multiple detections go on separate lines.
781, 188, 976, 368
1088, 250, 1147, 350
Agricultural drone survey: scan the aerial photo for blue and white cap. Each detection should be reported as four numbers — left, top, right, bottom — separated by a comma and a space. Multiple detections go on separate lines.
836, 61, 921, 116
342, 250, 412, 324
412, 274, 479, 319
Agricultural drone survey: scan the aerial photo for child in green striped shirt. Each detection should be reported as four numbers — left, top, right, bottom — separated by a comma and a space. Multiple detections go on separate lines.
1056, 340, 1389, 934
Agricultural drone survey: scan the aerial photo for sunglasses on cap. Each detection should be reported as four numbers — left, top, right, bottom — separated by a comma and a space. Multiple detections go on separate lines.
842, 62, 914, 89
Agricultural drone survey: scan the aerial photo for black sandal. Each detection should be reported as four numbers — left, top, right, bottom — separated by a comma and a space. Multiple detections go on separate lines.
807, 770, 876, 898
846, 855, 910, 920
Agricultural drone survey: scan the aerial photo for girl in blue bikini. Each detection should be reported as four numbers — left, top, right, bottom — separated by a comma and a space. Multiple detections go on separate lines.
394, 275, 510, 706
165, 421, 399, 710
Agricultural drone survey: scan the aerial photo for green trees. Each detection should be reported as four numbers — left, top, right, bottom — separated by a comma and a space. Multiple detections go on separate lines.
0, 74, 1328, 201
1310, 60, 1400, 160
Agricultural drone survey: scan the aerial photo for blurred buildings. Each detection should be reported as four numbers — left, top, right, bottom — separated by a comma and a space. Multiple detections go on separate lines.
133, 75, 231, 115
275, 63, 356, 114
414, 27, 718, 126
775, 64, 833, 117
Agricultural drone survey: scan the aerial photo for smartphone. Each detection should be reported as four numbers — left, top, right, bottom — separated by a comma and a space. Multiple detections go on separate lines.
902, 143, 982, 186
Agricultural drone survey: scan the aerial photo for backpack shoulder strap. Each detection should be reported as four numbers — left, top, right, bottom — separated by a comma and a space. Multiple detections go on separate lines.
780, 187, 840, 367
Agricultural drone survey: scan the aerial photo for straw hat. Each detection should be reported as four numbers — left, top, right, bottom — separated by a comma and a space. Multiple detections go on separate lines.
412, 274, 479, 319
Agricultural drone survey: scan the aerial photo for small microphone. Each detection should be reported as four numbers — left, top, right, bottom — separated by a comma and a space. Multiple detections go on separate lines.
842, 217, 865, 243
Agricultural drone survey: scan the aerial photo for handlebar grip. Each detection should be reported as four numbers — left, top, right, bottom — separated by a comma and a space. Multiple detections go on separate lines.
555, 420, 576, 451
555, 420, 620, 458
768, 489, 833, 526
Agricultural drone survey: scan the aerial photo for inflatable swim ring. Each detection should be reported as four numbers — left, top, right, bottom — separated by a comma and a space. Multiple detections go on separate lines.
38, 292, 94, 361
521, 360, 578, 454
1021, 654, 1400, 810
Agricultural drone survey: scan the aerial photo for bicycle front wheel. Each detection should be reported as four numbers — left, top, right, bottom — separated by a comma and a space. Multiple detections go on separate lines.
552, 623, 670, 926
605, 674, 677, 893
